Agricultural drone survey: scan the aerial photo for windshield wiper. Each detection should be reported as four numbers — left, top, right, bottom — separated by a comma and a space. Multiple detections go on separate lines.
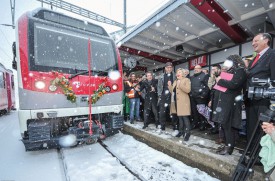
68, 70, 89, 79
68, 70, 108, 79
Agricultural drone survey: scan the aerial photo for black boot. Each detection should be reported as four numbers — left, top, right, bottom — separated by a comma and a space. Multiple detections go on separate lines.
184, 133, 190, 141
175, 132, 183, 137
142, 125, 147, 129
199, 122, 206, 131
217, 146, 234, 155
210, 126, 219, 134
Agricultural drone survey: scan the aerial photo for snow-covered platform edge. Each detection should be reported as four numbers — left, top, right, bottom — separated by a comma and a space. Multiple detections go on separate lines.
122, 122, 264, 181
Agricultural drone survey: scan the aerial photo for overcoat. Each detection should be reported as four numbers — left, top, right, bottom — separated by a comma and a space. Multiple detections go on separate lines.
168, 78, 191, 116
212, 68, 247, 129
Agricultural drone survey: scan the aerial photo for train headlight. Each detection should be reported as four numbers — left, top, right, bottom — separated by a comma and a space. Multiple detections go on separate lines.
112, 84, 118, 91
35, 81, 46, 89
49, 85, 57, 92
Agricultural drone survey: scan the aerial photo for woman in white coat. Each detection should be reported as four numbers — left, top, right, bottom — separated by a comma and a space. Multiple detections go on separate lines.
168, 68, 191, 141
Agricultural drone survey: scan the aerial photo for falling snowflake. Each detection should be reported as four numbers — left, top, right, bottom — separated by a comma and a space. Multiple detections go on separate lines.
176, 27, 179, 31
216, 107, 222, 112
155, 22, 160, 27
29, 73, 33, 77
164, 103, 168, 107
235, 95, 243, 102
59, 134, 77, 147
165, 90, 170, 95
244, 4, 248, 7
269, 3, 273, 8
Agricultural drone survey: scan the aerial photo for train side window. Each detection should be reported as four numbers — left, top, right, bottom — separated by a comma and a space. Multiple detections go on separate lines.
11, 75, 14, 89
0, 73, 4, 88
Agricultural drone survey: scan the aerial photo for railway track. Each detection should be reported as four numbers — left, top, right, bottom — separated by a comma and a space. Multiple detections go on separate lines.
57, 141, 146, 181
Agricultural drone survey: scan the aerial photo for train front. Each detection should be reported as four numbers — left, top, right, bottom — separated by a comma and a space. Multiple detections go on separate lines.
15, 9, 124, 151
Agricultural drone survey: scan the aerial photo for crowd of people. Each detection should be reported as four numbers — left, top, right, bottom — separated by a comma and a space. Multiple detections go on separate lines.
122, 33, 275, 162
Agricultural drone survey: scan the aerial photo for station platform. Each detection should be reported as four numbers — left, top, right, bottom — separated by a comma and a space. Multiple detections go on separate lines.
122, 121, 265, 181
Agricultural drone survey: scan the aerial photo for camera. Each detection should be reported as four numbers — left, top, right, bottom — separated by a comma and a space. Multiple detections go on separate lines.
248, 78, 275, 100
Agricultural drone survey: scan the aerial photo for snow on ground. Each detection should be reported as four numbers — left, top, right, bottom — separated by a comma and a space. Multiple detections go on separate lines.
0, 111, 65, 181
62, 132, 220, 181
62, 143, 138, 181
0, 111, 222, 181
104, 132, 220, 181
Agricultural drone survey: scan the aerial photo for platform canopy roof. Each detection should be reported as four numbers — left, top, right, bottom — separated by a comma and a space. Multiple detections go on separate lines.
116, 0, 275, 72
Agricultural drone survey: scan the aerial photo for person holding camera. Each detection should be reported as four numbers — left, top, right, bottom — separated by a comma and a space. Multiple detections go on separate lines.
260, 122, 275, 180
246, 33, 275, 149
262, 122, 275, 141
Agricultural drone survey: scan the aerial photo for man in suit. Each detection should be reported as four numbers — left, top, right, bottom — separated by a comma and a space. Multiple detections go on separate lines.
157, 62, 176, 132
246, 33, 275, 149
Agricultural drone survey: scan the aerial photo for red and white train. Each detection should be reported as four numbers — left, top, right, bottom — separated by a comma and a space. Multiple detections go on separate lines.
14, 8, 124, 150
0, 63, 15, 115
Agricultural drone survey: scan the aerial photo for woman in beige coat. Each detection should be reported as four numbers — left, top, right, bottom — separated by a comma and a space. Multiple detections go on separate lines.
168, 68, 191, 141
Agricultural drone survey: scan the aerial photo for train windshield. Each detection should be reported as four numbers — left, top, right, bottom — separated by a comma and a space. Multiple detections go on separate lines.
30, 23, 117, 75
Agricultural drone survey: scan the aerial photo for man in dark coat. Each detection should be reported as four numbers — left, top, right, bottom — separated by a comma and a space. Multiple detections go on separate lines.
190, 65, 210, 131
246, 33, 275, 149
212, 55, 247, 155
139, 71, 158, 129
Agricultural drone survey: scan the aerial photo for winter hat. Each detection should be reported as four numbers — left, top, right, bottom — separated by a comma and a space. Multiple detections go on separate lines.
165, 62, 173, 67
224, 54, 245, 69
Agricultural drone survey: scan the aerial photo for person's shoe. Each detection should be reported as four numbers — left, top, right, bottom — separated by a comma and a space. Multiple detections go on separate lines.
216, 146, 234, 155
142, 125, 147, 129
191, 123, 199, 130
199, 123, 206, 131
184, 133, 190, 141
130, 120, 134, 124
175, 132, 183, 138
210, 126, 219, 134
